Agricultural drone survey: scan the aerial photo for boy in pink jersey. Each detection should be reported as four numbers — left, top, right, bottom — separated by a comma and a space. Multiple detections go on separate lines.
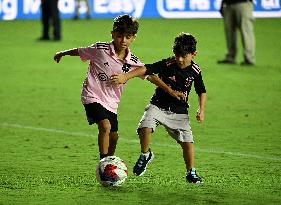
54, 14, 183, 160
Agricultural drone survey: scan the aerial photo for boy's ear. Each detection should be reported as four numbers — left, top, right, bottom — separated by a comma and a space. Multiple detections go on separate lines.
193, 51, 198, 57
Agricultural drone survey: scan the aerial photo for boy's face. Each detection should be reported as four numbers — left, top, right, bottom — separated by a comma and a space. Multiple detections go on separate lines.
111, 31, 136, 52
175, 52, 197, 69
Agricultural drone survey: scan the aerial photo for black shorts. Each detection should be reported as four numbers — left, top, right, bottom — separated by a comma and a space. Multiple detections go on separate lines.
83, 102, 118, 132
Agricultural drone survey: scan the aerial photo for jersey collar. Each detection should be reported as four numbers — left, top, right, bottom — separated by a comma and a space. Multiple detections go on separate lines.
109, 41, 132, 63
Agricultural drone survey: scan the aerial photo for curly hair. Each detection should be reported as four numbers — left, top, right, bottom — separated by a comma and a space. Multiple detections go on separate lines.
173, 32, 197, 56
112, 14, 139, 35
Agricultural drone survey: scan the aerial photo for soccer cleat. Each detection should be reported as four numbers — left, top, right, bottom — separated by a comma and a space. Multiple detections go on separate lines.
186, 168, 202, 184
133, 149, 154, 176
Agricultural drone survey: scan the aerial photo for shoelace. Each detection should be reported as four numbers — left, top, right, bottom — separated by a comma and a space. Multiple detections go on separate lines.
137, 155, 146, 167
191, 174, 199, 179
189, 170, 199, 179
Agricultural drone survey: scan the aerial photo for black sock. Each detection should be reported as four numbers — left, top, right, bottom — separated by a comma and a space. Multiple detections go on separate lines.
100, 153, 108, 160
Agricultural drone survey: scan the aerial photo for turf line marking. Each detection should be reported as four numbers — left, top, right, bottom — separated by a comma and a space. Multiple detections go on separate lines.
1, 122, 93, 138
1, 122, 280, 162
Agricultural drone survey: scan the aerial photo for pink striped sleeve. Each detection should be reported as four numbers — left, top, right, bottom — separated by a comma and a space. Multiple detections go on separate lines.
78, 44, 97, 62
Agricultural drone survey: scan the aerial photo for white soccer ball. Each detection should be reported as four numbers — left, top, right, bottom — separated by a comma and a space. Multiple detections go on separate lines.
96, 156, 128, 187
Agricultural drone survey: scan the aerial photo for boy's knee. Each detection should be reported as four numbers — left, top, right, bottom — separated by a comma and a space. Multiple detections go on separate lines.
178, 141, 193, 147
138, 127, 153, 136
98, 120, 111, 134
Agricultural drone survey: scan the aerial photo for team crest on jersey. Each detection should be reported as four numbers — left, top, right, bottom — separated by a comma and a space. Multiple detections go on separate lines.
122, 63, 131, 73
185, 76, 194, 87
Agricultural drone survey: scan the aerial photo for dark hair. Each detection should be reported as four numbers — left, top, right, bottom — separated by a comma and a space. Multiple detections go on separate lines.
112, 14, 139, 35
173, 32, 197, 56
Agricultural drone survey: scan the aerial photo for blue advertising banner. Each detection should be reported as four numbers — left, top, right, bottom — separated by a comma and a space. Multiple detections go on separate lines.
0, 0, 280, 20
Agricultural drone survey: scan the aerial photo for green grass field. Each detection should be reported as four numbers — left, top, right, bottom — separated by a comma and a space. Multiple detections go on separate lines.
0, 18, 281, 205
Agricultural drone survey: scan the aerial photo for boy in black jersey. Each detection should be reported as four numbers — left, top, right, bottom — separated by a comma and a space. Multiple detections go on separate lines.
110, 33, 206, 184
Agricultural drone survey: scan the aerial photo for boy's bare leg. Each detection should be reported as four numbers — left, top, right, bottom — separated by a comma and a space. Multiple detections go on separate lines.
133, 127, 154, 176
97, 119, 111, 158
179, 141, 194, 170
179, 141, 202, 183
108, 132, 118, 156
138, 127, 153, 153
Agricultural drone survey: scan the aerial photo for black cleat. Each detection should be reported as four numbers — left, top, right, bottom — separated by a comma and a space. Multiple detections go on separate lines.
133, 149, 154, 176
186, 168, 202, 184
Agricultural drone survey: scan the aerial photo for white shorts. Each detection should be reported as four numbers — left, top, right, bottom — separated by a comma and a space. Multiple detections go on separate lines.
138, 104, 194, 143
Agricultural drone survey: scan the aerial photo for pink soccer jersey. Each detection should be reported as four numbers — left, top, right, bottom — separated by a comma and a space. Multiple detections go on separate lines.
78, 41, 144, 114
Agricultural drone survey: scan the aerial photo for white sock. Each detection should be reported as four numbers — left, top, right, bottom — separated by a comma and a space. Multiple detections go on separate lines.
188, 167, 196, 174
142, 151, 150, 159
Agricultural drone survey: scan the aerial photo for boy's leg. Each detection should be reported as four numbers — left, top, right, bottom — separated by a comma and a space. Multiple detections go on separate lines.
179, 141, 194, 170
97, 119, 111, 159
133, 127, 154, 176
134, 104, 160, 176
179, 141, 201, 184
139, 127, 153, 153
84, 102, 118, 159
108, 131, 118, 156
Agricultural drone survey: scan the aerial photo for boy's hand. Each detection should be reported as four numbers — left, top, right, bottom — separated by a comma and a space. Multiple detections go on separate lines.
54, 52, 63, 63
110, 74, 127, 85
167, 89, 186, 101
196, 109, 205, 123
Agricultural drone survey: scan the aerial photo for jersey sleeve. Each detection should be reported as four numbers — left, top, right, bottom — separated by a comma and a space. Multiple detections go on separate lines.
129, 53, 146, 79
145, 59, 166, 75
78, 43, 97, 62
194, 72, 206, 95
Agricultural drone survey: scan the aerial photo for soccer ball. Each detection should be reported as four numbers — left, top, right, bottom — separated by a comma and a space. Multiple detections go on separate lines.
96, 156, 128, 187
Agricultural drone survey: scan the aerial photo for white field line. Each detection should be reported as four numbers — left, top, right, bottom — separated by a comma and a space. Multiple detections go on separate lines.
1, 122, 280, 162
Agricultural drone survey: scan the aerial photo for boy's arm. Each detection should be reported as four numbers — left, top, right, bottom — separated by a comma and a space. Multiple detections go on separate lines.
147, 75, 186, 101
110, 66, 147, 84
54, 48, 80, 63
196, 93, 207, 122
110, 68, 185, 101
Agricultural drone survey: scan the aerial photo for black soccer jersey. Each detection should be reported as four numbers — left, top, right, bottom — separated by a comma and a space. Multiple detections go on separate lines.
145, 57, 206, 113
